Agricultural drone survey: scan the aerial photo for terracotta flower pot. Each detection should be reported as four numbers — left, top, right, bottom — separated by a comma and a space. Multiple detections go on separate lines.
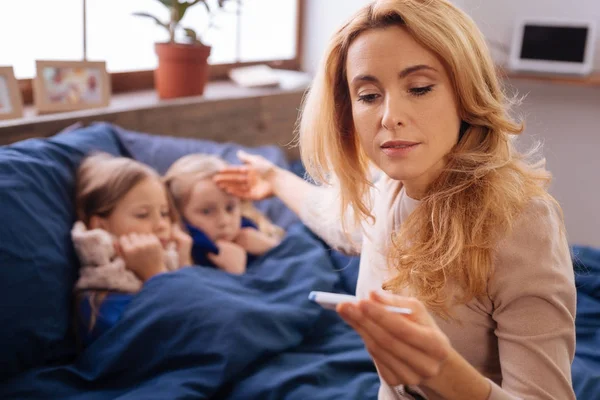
154, 42, 211, 99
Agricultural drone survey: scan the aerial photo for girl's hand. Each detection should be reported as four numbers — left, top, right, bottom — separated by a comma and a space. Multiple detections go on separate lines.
172, 223, 193, 267
119, 233, 167, 282
213, 150, 277, 200
338, 291, 451, 387
234, 228, 280, 256
208, 240, 247, 275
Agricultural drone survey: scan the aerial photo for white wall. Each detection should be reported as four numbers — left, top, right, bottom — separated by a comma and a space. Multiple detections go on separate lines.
461, 0, 600, 69
460, 0, 600, 247
302, 0, 370, 73
302, 0, 465, 74
302, 0, 600, 247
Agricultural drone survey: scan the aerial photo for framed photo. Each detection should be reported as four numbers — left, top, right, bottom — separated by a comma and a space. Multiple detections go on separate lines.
0, 66, 24, 121
508, 18, 596, 76
33, 60, 111, 114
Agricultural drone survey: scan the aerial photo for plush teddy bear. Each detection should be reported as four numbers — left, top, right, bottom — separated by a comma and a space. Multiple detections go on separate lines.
71, 221, 179, 293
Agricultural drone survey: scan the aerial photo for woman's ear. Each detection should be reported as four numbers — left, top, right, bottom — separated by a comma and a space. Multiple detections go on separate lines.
89, 215, 108, 231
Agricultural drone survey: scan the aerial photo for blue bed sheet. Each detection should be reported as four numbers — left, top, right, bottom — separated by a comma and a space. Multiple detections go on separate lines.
571, 246, 600, 400
0, 224, 379, 400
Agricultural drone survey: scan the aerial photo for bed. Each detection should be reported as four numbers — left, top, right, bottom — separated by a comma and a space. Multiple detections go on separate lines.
0, 122, 597, 399
0, 123, 379, 400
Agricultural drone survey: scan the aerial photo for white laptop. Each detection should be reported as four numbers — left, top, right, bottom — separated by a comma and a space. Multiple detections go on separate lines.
508, 17, 596, 76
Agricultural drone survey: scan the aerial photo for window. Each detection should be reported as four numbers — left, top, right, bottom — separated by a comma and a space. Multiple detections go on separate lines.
0, 1, 84, 79
0, 0, 301, 101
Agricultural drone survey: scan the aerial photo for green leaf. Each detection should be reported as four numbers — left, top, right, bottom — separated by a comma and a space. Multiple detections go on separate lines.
132, 12, 169, 29
183, 28, 200, 43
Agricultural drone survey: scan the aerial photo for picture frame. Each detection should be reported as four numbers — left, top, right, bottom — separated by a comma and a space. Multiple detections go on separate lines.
33, 60, 111, 114
0, 66, 24, 121
508, 17, 596, 76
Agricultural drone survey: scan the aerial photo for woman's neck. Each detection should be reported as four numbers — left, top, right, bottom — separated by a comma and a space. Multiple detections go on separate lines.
402, 158, 447, 200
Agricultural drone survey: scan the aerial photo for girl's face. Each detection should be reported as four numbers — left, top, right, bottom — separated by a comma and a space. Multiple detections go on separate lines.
90, 177, 172, 245
183, 178, 242, 242
346, 25, 462, 198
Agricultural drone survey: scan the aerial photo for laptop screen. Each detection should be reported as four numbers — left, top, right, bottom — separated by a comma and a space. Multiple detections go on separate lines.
520, 25, 588, 63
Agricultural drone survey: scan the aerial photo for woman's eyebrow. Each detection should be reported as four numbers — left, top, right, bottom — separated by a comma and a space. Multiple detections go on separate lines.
351, 64, 437, 86
398, 64, 437, 78
351, 74, 379, 86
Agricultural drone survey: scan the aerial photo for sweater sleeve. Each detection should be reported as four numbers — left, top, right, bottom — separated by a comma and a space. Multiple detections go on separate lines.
487, 198, 576, 400
298, 185, 364, 255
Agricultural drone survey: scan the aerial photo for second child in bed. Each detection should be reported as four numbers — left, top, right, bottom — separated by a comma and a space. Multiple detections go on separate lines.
164, 154, 284, 275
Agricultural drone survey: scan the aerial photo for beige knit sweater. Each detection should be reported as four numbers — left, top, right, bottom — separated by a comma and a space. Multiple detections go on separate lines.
299, 175, 576, 400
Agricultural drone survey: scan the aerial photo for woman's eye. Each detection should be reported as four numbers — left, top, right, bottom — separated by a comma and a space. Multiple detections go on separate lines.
201, 209, 212, 216
226, 204, 237, 213
409, 84, 435, 97
357, 93, 380, 104
134, 213, 149, 219
160, 211, 170, 218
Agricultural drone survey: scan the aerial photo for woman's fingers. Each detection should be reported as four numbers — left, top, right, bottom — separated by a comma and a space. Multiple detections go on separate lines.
339, 304, 422, 385
339, 303, 443, 383
364, 295, 450, 361
374, 361, 405, 388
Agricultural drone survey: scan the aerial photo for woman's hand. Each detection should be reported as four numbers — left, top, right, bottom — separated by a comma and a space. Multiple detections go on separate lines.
338, 291, 451, 387
171, 223, 193, 267
213, 150, 277, 200
234, 227, 280, 256
208, 240, 247, 275
118, 233, 167, 281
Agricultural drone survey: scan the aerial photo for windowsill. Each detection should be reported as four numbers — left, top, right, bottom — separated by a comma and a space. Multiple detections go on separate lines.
498, 66, 600, 88
0, 80, 308, 130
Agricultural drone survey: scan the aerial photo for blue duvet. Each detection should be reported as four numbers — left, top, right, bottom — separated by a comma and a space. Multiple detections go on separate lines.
2, 225, 597, 399
0, 224, 379, 400
571, 246, 600, 400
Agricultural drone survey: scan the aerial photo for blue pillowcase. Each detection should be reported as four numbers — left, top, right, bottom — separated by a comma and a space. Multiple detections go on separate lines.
0, 123, 123, 380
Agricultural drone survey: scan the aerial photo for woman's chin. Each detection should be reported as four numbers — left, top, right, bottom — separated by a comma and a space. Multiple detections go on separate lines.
377, 166, 422, 182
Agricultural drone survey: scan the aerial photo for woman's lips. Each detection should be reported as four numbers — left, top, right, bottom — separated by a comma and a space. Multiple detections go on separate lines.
381, 140, 420, 157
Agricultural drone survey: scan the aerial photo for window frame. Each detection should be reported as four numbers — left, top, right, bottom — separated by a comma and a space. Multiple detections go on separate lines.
17, 0, 304, 105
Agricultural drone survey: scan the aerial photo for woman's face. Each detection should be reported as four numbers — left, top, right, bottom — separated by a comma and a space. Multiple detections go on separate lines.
346, 25, 462, 198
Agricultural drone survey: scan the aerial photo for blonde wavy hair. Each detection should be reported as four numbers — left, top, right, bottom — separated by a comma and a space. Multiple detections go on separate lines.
163, 154, 284, 239
298, 0, 561, 315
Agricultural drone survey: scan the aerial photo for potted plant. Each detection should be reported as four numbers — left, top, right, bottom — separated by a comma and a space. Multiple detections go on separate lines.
134, 0, 234, 99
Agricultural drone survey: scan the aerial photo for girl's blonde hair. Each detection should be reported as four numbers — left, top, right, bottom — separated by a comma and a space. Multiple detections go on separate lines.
164, 154, 284, 239
75, 152, 179, 227
298, 0, 561, 315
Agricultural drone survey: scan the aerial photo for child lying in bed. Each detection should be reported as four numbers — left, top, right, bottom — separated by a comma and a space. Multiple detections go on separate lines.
72, 153, 192, 347
164, 154, 284, 275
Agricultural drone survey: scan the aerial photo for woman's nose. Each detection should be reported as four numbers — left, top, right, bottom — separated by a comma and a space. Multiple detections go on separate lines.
381, 94, 407, 131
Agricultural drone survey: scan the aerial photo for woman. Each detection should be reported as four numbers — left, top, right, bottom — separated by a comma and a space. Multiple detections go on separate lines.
215, 0, 576, 399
